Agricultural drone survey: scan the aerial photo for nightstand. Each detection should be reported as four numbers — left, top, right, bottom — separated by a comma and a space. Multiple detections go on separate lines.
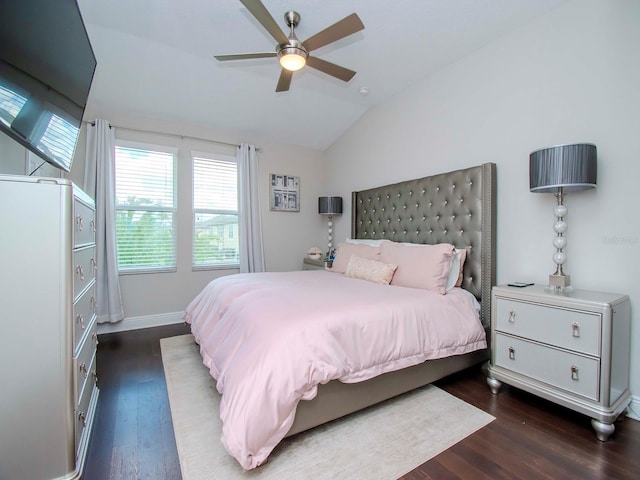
487, 284, 631, 441
302, 257, 325, 270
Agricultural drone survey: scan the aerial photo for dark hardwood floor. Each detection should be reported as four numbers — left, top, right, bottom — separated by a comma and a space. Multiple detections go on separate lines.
84, 323, 189, 480
84, 324, 640, 479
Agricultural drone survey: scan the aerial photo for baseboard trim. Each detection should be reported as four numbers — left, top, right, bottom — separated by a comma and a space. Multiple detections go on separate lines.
97, 311, 185, 335
628, 395, 640, 421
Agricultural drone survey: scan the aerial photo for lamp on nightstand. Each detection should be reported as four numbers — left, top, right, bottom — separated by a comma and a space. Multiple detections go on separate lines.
529, 143, 597, 292
318, 196, 343, 255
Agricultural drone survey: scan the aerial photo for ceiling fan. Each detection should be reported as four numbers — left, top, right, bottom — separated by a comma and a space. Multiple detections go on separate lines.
215, 0, 365, 92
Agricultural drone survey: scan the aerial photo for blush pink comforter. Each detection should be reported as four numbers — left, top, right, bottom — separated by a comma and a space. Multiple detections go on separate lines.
184, 270, 486, 470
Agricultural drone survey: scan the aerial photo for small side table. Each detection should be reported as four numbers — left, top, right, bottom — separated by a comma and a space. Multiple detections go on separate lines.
487, 284, 631, 441
303, 258, 329, 270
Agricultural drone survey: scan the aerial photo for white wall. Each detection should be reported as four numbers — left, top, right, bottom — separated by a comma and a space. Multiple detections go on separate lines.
0, 132, 61, 178
0, 133, 26, 174
326, 0, 640, 404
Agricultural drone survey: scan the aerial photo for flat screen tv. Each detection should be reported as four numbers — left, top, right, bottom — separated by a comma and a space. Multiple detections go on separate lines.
0, 0, 96, 173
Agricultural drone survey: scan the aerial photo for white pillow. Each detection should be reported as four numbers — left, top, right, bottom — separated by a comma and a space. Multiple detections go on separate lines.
445, 249, 463, 292
345, 238, 387, 247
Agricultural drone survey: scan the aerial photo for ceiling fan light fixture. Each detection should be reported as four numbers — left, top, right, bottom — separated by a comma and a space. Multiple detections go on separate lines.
278, 46, 307, 71
215, 2, 365, 92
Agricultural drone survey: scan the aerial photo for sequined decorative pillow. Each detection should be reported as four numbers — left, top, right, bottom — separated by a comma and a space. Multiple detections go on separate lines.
344, 255, 397, 285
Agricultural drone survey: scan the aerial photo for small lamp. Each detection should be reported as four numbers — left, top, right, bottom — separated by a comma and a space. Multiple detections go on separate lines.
318, 196, 343, 255
529, 143, 597, 292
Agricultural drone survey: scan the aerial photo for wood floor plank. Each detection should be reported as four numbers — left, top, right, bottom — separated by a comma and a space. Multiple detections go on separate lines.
84, 324, 640, 480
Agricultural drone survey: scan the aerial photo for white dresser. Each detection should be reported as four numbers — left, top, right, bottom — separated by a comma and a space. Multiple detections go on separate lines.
0, 175, 99, 480
487, 284, 631, 441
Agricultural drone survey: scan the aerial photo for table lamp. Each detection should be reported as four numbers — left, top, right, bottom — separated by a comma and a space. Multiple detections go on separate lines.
318, 196, 343, 255
529, 143, 597, 292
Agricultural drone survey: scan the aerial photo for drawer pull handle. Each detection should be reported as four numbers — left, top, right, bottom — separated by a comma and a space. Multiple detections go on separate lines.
572, 322, 580, 337
90, 218, 96, 233
93, 332, 99, 345
78, 411, 87, 427
508, 347, 515, 360
91, 295, 97, 313
76, 265, 84, 281
80, 362, 88, 378
508, 310, 516, 323
76, 215, 83, 231
76, 313, 85, 330
92, 371, 99, 386
571, 365, 579, 381
90, 257, 97, 271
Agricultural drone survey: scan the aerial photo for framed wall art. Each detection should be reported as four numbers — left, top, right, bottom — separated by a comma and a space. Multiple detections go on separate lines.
270, 173, 300, 212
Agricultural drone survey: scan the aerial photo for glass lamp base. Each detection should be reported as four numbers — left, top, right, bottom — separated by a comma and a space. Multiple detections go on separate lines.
545, 284, 574, 294
545, 273, 573, 294
549, 273, 570, 287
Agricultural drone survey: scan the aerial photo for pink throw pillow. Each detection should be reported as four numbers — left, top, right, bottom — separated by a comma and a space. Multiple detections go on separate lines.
345, 255, 397, 285
380, 241, 456, 294
331, 242, 381, 273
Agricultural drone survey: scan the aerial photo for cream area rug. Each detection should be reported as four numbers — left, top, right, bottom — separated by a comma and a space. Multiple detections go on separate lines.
161, 334, 494, 480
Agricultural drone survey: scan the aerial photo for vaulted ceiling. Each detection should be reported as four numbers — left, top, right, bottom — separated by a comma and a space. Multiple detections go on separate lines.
78, 0, 569, 151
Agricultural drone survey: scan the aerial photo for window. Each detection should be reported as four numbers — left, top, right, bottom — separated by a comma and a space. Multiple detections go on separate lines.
193, 154, 239, 268
115, 144, 177, 273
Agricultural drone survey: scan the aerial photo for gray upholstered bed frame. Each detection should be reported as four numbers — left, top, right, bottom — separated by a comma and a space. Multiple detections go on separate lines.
287, 162, 496, 436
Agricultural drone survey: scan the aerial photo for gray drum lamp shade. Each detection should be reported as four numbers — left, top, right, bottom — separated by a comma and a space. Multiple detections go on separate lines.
529, 143, 597, 193
318, 196, 343, 215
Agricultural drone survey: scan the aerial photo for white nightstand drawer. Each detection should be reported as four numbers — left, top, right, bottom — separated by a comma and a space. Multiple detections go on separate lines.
495, 334, 600, 401
495, 298, 600, 356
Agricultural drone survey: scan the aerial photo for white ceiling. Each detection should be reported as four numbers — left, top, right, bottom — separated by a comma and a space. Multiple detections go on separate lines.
78, 0, 569, 151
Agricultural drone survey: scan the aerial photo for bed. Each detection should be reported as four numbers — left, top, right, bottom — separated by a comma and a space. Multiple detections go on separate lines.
184, 162, 496, 470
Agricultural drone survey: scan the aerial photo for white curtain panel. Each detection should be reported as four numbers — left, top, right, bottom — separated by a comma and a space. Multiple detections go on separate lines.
84, 119, 124, 323
237, 144, 265, 273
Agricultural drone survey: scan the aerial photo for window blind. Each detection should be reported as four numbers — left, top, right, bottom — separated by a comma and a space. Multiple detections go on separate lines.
115, 146, 176, 271
193, 155, 239, 268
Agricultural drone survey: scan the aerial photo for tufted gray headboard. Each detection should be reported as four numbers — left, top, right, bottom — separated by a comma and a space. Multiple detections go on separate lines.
351, 163, 496, 327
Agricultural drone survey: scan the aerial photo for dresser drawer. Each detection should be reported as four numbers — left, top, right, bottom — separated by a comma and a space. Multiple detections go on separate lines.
495, 298, 601, 356
74, 374, 97, 455
74, 320, 97, 404
73, 245, 96, 301
74, 196, 95, 248
495, 334, 600, 401
73, 281, 96, 354
76, 349, 97, 408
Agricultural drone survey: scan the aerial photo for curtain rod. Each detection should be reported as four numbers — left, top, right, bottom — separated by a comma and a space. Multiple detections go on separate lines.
84, 120, 257, 150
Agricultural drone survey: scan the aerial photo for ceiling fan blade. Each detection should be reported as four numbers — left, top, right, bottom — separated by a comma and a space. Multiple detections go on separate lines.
306, 56, 356, 83
239, 0, 288, 45
275, 69, 293, 92
215, 52, 276, 61
302, 13, 364, 52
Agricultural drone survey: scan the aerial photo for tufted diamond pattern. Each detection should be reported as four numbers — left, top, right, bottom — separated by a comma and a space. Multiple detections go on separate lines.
351, 163, 496, 326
